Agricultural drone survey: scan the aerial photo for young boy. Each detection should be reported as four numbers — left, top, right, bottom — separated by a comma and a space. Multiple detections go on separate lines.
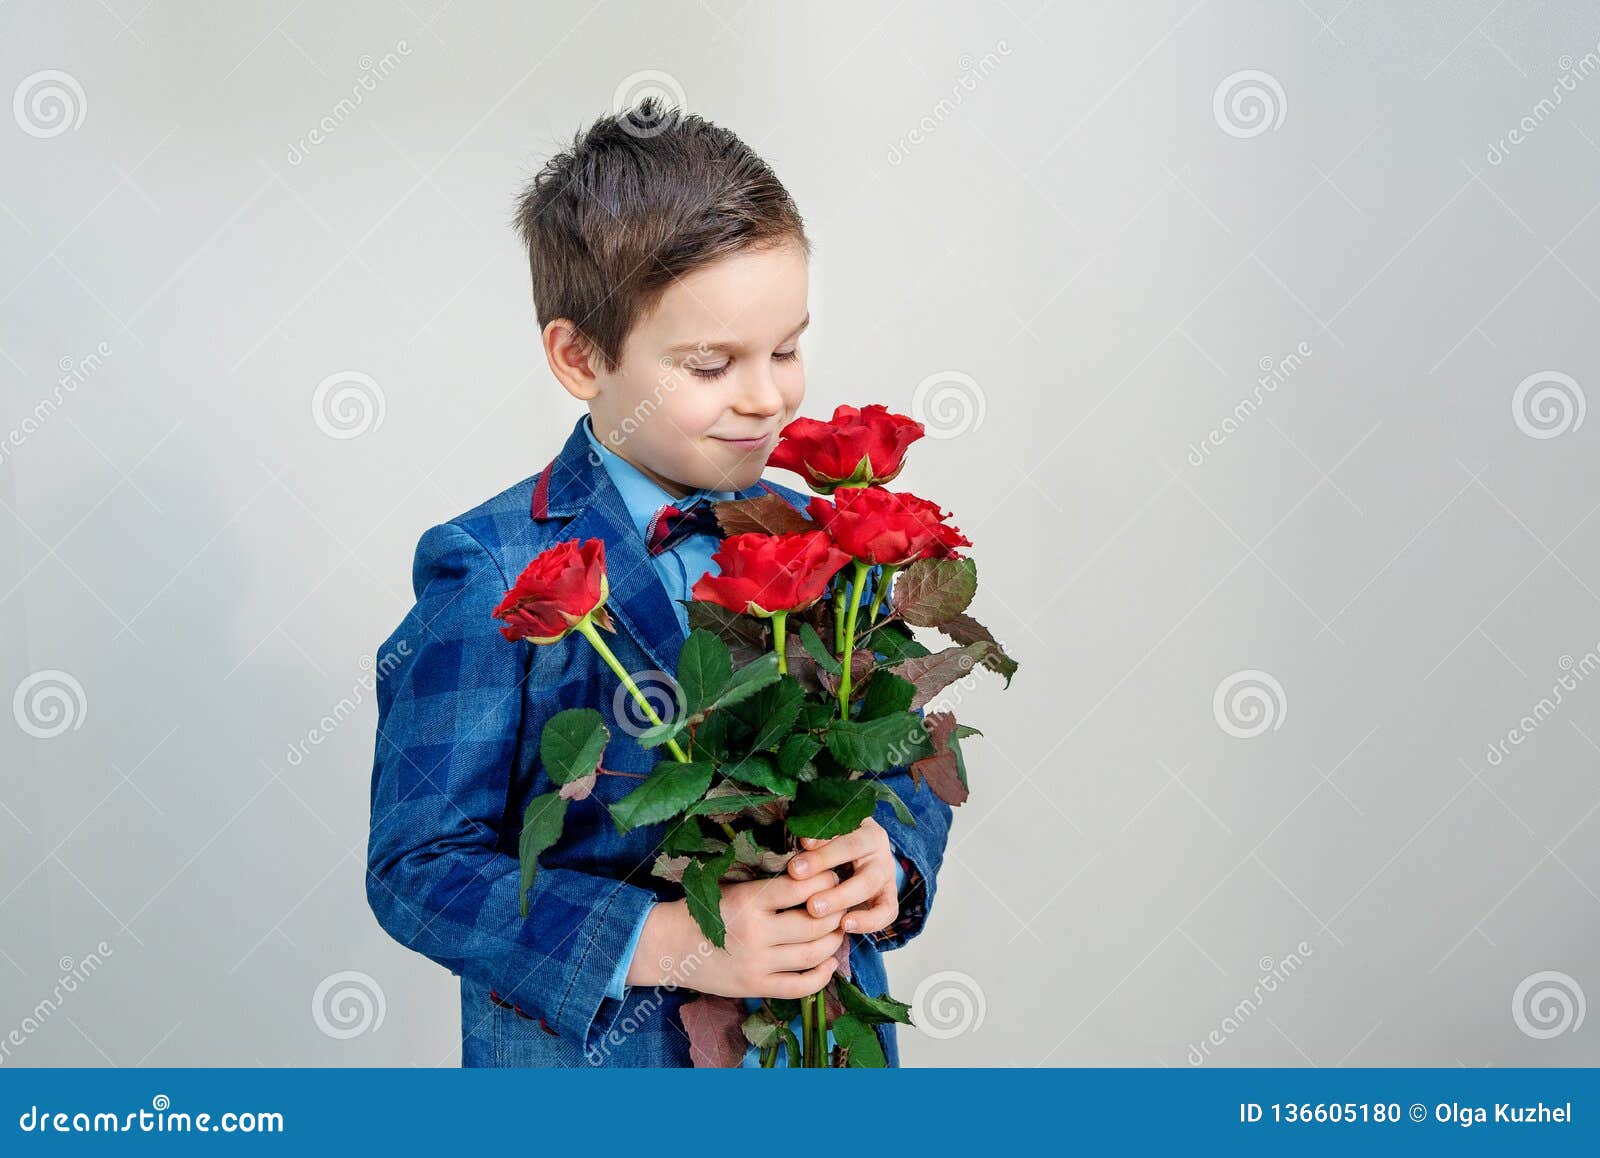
365, 100, 953, 1067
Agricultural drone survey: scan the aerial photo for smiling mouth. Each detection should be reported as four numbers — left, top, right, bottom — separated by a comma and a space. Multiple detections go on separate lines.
710, 433, 772, 451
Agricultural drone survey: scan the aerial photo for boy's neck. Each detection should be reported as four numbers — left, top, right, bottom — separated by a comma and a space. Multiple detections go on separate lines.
588, 417, 695, 500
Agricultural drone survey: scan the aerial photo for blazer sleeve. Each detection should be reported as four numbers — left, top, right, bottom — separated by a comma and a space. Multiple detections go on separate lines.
866, 744, 953, 953
365, 520, 659, 1051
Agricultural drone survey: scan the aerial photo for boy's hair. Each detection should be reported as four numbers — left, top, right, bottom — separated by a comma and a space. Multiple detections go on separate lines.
516, 98, 810, 371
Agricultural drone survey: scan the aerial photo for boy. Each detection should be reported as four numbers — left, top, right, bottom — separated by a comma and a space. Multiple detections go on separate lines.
366, 101, 952, 1067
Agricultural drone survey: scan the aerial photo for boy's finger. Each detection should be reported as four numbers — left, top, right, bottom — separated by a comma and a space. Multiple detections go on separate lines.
750, 869, 838, 911
765, 957, 839, 1001
804, 870, 880, 918
839, 894, 897, 934
768, 907, 843, 945
787, 831, 867, 878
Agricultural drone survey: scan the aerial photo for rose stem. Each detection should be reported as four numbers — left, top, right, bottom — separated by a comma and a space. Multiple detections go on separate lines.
574, 616, 690, 764
835, 560, 870, 719
770, 610, 788, 676
865, 563, 897, 623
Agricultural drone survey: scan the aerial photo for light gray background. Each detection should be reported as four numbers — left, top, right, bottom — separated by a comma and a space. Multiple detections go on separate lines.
2, 0, 1597, 1068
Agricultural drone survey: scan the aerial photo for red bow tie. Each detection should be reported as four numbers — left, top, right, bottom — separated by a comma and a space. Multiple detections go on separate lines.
645, 500, 724, 556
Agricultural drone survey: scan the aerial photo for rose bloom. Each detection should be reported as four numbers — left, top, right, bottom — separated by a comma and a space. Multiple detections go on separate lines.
807, 486, 970, 566
492, 538, 612, 643
766, 403, 924, 493
691, 531, 851, 617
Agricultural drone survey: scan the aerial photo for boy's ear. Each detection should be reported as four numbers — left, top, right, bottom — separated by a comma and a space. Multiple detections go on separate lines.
542, 318, 602, 401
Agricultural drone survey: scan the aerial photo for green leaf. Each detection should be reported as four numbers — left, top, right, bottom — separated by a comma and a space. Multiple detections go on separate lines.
609, 760, 716, 833
677, 629, 733, 714
780, 1025, 802, 1067
662, 815, 710, 855
776, 733, 822, 779
691, 709, 739, 762
636, 716, 689, 750
796, 701, 836, 731
685, 791, 785, 818
682, 844, 737, 948
798, 621, 841, 675
952, 723, 983, 740
835, 974, 914, 1025
786, 778, 879, 839
858, 671, 916, 722
742, 1011, 782, 1050
703, 651, 781, 714
866, 622, 931, 663
734, 676, 804, 751
721, 751, 798, 796
538, 708, 609, 784
517, 792, 569, 918
832, 1015, 888, 1067
823, 713, 934, 772
894, 558, 978, 628
871, 782, 916, 828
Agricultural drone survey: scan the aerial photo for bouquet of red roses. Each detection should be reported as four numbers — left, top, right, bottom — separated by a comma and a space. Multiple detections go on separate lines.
493, 404, 1016, 1067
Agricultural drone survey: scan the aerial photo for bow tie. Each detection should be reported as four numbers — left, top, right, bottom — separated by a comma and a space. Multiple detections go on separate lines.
646, 499, 724, 556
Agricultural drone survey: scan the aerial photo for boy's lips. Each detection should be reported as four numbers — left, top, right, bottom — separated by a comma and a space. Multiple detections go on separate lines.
709, 432, 772, 452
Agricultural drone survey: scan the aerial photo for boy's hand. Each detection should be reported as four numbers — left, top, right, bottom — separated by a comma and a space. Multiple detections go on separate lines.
786, 816, 900, 935
632, 872, 845, 999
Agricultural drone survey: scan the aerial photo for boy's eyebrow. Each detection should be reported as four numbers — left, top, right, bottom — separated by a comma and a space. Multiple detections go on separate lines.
666, 314, 810, 356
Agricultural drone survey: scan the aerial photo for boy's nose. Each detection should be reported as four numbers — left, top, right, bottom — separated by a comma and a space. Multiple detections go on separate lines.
732, 366, 784, 417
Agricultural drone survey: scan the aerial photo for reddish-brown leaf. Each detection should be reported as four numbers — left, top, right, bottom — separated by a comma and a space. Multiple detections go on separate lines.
713, 493, 814, 537
682, 994, 748, 1067
913, 749, 969, 806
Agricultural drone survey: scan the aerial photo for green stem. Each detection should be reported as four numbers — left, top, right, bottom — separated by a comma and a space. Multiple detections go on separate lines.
800, 988, 814, 1067
813, 989, 828, 1066
575, 616, 690, 764
771, 610, 788, 676
832, 583, 846, 653
866, 563, 898, 623
836, 560, 870, 720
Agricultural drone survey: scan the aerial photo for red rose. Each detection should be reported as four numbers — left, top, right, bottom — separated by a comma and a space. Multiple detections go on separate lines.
691, 531, 852, 617
767, 404, 925, 494
807, 486, 970, 566
493, 538, 612, 643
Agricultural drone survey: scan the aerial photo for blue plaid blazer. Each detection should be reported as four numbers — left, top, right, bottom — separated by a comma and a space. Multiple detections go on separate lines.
366, 415, 954, 1067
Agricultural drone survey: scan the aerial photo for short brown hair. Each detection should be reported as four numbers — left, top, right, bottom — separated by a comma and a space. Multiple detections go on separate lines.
516, 99, 810, 372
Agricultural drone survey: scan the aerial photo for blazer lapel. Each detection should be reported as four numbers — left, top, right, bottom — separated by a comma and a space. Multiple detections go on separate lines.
529, 419, 689, 676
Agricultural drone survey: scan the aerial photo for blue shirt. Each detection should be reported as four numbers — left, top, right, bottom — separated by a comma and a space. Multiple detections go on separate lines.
583, 417, 904, 1066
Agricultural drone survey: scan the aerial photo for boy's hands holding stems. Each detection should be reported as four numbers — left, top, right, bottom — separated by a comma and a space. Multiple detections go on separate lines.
625, 817, 900, 998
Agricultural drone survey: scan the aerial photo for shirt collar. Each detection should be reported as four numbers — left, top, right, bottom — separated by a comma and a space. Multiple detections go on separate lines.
582, 416, 737, 541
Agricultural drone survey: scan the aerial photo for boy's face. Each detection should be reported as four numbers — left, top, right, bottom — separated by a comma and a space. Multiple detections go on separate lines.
580, 239, 809, 497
